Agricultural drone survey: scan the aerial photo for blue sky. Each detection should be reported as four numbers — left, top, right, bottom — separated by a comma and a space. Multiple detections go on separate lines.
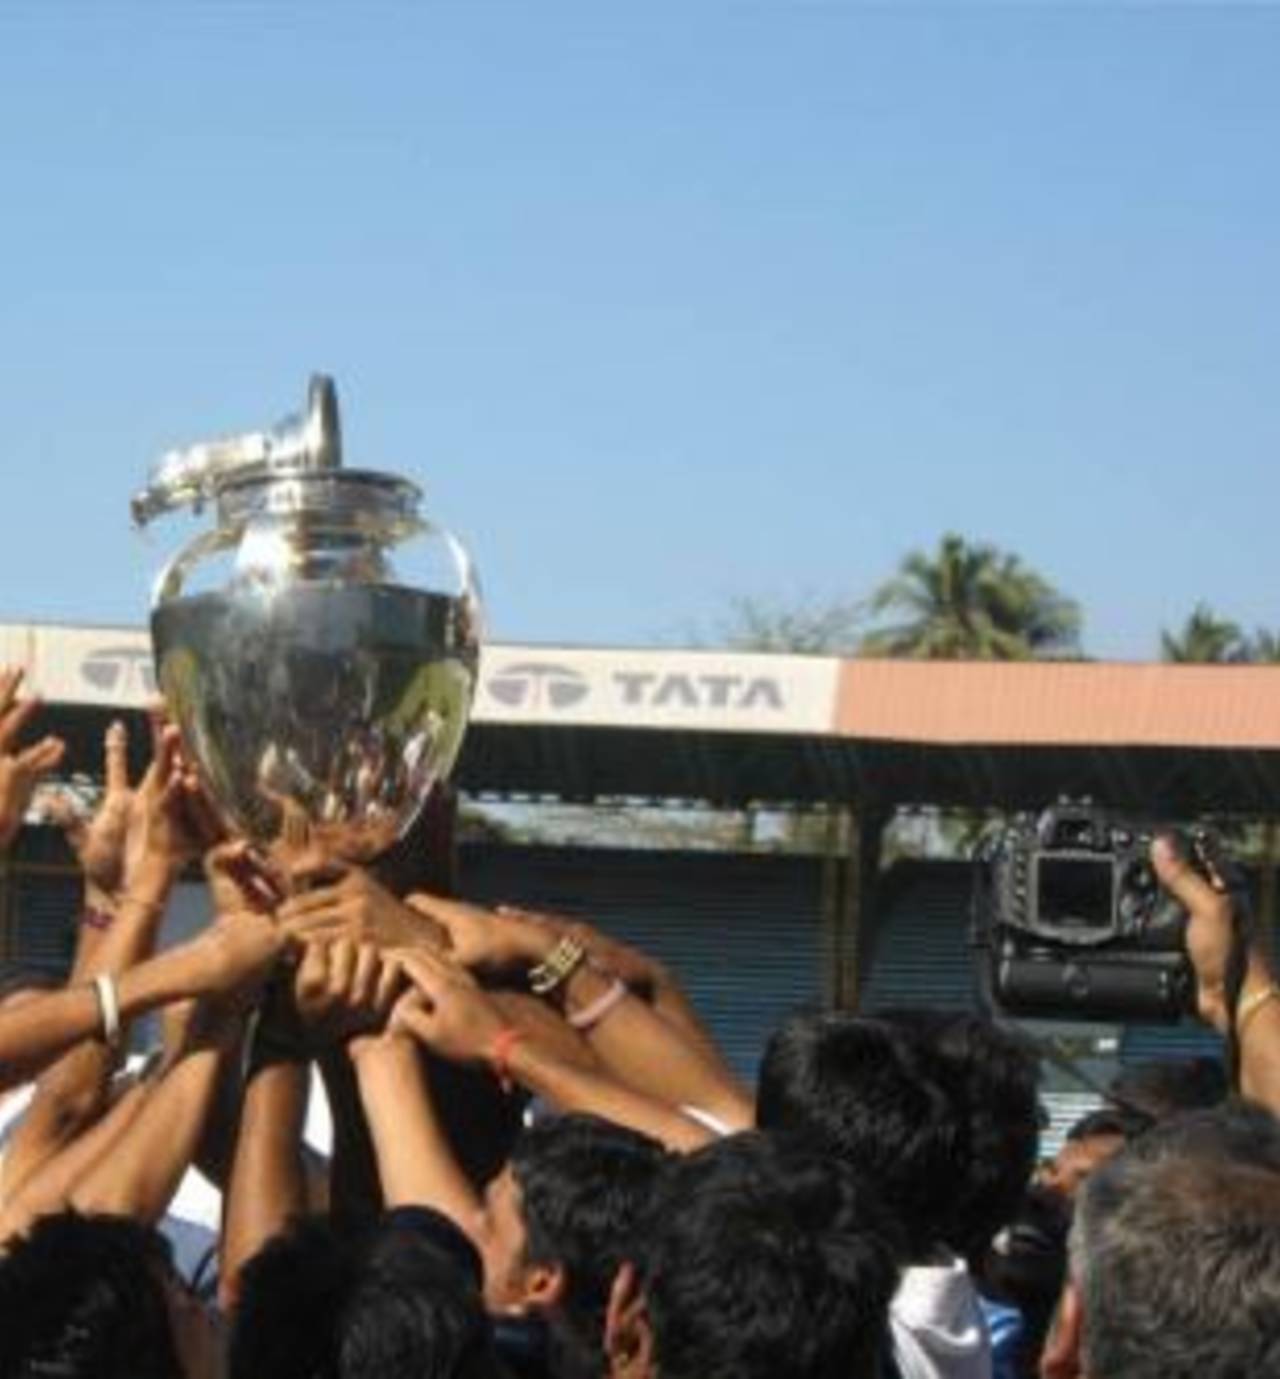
1, 3, 1276, 659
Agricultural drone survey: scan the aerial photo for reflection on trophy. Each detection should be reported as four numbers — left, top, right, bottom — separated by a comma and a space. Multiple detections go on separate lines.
135, 375, 480, 863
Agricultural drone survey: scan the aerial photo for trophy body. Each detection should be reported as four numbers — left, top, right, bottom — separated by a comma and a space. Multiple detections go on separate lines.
137, 379, 479, 861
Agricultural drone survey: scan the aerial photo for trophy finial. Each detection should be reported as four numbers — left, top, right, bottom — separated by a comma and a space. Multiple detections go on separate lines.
131, 373, 342, 527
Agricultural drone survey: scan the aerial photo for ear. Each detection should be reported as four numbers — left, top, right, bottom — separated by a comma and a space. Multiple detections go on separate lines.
603, 1262, 655, 1379
1040, 1280, 1085, 1379
523, 1261, 567, 1311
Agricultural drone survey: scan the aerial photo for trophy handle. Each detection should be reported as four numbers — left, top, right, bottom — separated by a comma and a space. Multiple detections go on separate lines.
151, 524, 242, 609
434, 523, 485, 652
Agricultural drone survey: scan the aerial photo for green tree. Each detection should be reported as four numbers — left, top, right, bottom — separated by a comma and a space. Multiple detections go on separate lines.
1159, 604, 1246, 663
715, 595, 865, 655
1244, 629, 1280, 663
861, 533, 1082, 660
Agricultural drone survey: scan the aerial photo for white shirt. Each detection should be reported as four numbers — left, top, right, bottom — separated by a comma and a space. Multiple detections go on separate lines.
890, 1254, 992, 1379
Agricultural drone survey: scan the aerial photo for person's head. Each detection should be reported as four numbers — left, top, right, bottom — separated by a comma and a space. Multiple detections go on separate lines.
605, 1131, 899, 1379
1106, 1056, 1226, 1122
756, 1010, 960, 1259
979, 1182, 1072, 1370
483, 1115, 666, 1375
1039, 1108, 1146, 1203
0, 1211, 219, 1379
881, 1010, 1040, 1260
1043, 1102, 1280, 1379
230, 1210, 505, 1379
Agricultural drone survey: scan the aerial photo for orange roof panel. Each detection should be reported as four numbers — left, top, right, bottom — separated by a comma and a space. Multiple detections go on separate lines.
834, 661, 1280, 749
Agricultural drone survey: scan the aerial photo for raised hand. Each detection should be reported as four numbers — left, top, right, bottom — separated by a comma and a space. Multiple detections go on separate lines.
293, 939, 402, 1045
1152, 834, 1272, 1033
42, 720, 135, 894
186, 908, 287, 1002
386, 948, 508, 1066
0, 667, 65, 850
279, 863, 439, 951
118, 722, 210, 905
204, 838, 286, 917
403, 892, 551, 974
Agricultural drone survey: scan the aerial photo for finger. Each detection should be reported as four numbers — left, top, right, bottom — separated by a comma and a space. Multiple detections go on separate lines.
288, 856, 350, 890
390, 993, 435, 1043
386, 948, 449, 1000
294, 940, 329, 1003
495, 903, 559, 929
327, 939, 357, 999
147, 706, 168, 763
0, 697, 41, 754
277, 885, 345, 920
372, 958, 403, 1017
103, 720, 130, 794
351, 943, 380, 1008
281, 912, 349, 943
0, 668, 23, 720
392, 945, 477, 995
17, 737, 65, 777
180, 775, 225, 847
1151, 835, 1231, 923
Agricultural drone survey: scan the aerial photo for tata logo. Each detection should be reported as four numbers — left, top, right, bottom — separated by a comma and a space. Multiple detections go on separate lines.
80, 647, 156, 697
613, 672, 784, 712
487, 662, 590, 710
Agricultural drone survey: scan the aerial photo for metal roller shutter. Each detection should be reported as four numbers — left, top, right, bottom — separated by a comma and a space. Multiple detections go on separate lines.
459, 844, 825, 1084
859, 861, 978, 1012
5, 871, 79, 977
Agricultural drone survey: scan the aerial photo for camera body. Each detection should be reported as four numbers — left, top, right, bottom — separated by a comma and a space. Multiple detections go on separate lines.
974, 802, 1197, 1022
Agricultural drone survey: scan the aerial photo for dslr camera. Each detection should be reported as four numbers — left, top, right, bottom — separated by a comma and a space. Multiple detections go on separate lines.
972, 801, 1207, 1022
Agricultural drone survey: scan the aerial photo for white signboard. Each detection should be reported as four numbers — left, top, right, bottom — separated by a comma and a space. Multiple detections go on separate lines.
0, 624, 842, 736
473, 646, 840, 735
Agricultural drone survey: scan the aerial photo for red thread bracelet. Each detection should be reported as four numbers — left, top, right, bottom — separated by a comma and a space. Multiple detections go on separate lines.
489, 1026, 525, 1094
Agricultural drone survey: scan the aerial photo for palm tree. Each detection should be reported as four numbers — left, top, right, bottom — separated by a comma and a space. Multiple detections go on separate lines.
861, 534, 1082, 660
1244, 629, 1280, 663
1159, 605, 1245, 663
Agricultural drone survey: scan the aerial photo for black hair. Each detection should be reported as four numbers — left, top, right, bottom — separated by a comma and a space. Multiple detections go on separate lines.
978, 1184, 1071, 1378
1106, 1056, 1227, 1121
637, 1131, 900, 1379
1074, 1104, 1280, 1379
1065, 1107, 1149, 1144
880, 1010, 1040, 1262
510, 1114, 667, 1379
0, 1212, 184, 1379
230, 1210, 506, 1379
756, 1010, 959, 1258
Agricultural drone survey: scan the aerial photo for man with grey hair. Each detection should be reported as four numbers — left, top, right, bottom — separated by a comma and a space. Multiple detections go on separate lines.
1041, 1101, 1280, 1379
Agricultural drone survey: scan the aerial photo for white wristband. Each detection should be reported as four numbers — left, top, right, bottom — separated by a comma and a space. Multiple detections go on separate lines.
92, 974, 122, 1051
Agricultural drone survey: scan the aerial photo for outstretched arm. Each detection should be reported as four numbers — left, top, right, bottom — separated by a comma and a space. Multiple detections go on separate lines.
1154, 836, 1280, 1115
68, 1001, 244, 1224
218, 1047, 309, 1312
389, 948, 713, 1153
3, 721, 196, 1197
0, 667, 65, 851
349, 1022, 483, 1236
408, 896, 751, 1132
0, 907, 284, 1092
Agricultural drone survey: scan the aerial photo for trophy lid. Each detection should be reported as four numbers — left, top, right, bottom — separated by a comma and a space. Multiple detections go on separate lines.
131, 374, 343, 527
215, 468, 424, 538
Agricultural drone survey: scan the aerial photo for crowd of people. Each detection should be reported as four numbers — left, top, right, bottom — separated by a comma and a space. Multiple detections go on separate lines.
0, 662, 1277, 1379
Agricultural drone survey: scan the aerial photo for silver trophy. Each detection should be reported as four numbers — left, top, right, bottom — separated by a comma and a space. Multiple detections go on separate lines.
136, 376, 480, 862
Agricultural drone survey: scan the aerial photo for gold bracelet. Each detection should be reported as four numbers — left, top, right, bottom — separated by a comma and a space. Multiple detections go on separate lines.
1236, 985, 1280, 1038
528, 937, 587, 997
